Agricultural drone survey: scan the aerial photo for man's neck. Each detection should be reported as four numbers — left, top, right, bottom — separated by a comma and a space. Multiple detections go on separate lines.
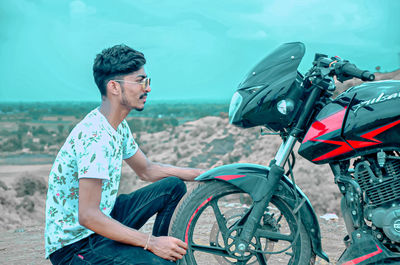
99, 99, 130, 130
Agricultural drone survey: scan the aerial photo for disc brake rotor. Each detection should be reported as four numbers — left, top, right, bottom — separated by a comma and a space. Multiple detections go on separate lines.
209, 208, 275, 264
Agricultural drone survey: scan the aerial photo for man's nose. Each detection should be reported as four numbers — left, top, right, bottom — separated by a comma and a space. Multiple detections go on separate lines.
145, 85, 151, 93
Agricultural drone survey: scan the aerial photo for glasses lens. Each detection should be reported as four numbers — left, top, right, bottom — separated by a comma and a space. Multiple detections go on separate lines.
142, 78, 150, 89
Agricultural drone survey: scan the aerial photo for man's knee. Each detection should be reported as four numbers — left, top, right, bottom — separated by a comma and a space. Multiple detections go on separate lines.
165, 176, 187, 198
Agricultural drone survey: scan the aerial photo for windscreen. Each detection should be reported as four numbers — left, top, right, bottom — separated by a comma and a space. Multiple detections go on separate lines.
238, 42, 305, 90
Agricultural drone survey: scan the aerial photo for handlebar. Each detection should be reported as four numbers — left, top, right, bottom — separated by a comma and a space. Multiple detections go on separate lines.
312, 54, 375, 83
334, 61, 375, 82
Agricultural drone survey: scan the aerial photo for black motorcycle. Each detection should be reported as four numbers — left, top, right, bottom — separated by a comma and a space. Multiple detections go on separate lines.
171, 42, 400, 264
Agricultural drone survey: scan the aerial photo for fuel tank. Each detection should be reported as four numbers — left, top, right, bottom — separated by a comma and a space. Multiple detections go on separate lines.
298, 80, 400, 164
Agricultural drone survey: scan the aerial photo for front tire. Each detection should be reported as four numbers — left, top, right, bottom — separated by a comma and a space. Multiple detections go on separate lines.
170, 180, 314, 265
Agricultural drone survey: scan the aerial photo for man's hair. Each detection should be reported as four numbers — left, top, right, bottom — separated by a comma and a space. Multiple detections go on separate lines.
93, 44, 146, 96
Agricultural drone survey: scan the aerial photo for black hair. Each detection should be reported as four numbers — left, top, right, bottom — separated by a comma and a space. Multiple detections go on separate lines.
93, 44, 146, 97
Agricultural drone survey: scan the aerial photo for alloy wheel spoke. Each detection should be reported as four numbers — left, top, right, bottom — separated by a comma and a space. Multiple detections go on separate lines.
256, 228, 294, 242
190, 243, 231, 258
253, 236, 269, 265
210, 199, 229, 236
255, 252, 268, 265
276, 212, 283, 224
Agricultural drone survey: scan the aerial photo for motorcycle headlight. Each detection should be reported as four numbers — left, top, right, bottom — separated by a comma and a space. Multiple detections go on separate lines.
229, 92, 243, 124
277, 99, 295, 115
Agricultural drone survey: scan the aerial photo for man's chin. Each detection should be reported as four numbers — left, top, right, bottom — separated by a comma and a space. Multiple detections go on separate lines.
135, 107, 145, 112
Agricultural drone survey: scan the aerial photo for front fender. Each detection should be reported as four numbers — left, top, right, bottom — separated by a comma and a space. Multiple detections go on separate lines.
196, 163, 329, 262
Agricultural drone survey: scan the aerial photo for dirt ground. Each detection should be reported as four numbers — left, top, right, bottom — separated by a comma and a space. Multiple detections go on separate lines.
0, 164, 347, 265
0, 217, 347, 265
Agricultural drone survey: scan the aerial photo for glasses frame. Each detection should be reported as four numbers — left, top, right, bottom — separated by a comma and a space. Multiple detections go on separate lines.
113, 77, 151, 90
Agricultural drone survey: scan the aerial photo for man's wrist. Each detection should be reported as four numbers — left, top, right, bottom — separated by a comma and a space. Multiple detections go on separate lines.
144, 234, 152, 250
147, 235, 156, 252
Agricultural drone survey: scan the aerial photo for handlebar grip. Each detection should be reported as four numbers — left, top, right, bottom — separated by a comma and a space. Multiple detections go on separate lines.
342, 63, 375, 81
361, 71, 375, 81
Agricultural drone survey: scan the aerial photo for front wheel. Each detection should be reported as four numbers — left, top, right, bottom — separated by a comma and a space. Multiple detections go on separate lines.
170, 180, 315, 265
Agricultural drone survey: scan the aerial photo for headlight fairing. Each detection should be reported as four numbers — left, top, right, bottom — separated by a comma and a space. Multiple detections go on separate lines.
228, 92, 243, 124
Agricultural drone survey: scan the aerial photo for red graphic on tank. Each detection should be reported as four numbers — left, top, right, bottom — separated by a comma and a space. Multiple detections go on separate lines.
303, 107, 400, 162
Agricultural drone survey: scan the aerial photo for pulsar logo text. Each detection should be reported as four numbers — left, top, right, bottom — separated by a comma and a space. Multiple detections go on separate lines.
353, 91, 400, 113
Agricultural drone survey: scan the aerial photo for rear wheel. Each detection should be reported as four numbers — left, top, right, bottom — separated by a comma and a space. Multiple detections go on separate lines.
170, 180, 314, 265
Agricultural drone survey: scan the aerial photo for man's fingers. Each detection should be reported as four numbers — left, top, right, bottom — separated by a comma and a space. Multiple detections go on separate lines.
170, 238, 186, 259
174, 245, 187, 256
170, 252, 184, 260
174, 238, 188, 250
153, 236, 188, 261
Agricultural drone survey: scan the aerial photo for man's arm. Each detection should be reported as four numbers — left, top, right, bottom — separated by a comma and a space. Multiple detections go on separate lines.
125, 148, 204, 182
78, 178, 187, 261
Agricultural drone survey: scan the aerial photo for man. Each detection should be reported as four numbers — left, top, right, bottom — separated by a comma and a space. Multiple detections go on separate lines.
45, 44, 204, 264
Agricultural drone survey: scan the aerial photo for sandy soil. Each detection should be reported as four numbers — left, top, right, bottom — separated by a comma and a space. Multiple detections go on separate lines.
0, 164, 346, 264
0, 117, 350, 264
0, 214, 346, 265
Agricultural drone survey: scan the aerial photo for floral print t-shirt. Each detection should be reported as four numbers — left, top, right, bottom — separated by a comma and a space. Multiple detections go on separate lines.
44, 108, 138, 258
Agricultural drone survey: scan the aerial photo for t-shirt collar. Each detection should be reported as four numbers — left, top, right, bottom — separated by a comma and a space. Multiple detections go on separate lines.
94, 107, 123, 138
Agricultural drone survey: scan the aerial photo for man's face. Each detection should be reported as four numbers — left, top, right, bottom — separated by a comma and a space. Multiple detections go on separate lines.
117, 68, 151, 111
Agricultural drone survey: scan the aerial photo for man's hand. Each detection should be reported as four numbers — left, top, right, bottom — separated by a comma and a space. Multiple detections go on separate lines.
148, 236, 188, 262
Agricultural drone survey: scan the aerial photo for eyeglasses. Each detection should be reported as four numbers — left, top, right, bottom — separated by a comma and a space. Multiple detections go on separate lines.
114, 77, 151, 90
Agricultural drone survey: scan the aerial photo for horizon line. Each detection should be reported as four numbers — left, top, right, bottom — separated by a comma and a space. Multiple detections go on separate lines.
0, 98, 231, 104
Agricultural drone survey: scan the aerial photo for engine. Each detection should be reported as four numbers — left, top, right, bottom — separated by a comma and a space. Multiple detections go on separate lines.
354, 151, 400, 244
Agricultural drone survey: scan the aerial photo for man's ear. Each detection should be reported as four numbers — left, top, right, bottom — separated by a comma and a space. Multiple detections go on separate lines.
106, 80, 120, 96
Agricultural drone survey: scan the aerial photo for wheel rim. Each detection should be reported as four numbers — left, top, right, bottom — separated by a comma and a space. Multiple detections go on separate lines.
184, 190, 302, 265
209, 208, 274, 264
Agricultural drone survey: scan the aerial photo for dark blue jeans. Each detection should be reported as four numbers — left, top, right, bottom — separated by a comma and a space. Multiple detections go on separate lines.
49, 177, 187, 265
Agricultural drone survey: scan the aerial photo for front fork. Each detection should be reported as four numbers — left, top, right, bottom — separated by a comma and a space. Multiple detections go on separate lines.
234, 84, 322, 254
235, 135, 297, 254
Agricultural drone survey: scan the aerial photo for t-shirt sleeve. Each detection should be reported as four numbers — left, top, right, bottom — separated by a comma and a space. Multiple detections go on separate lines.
74, 131, 111, 180
122, 120, 138, 160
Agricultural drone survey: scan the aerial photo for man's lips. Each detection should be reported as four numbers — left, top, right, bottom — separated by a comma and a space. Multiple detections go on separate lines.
140, 93, 148, 102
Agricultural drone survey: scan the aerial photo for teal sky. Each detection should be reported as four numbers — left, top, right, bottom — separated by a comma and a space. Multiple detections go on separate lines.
1, 0, 399, 102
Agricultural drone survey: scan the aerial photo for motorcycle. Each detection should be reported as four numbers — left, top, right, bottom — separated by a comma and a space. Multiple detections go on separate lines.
171, 42, 400, 264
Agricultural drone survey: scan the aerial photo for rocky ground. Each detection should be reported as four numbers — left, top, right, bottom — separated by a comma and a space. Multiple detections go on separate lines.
0, 216, 347, 265
0, 116, 349, 264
